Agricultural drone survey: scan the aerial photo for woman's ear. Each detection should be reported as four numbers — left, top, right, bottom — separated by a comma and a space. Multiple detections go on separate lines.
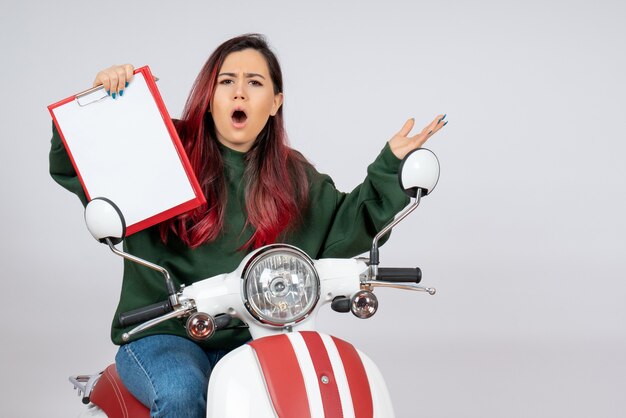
270, 92, 284, 116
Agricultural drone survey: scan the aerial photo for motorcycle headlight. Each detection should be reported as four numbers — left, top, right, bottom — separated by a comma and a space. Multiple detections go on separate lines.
242, 245, 320, 327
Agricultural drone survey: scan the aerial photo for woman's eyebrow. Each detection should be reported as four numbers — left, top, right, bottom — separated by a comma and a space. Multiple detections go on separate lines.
218, 72, 266, 79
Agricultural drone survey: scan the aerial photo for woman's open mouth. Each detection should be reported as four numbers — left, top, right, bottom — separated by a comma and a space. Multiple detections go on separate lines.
231, 110, 248, 128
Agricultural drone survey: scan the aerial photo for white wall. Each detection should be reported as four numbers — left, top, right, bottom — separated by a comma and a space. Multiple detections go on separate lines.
1, 0, 624, 416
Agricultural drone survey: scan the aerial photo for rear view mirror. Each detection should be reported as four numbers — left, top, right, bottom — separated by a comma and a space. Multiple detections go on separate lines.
398, 148, 440, 197
84, 197, 126, 245
369, 148, 441, 275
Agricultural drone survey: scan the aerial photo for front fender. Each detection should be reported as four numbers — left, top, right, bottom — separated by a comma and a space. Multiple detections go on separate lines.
207, 331, 394, 418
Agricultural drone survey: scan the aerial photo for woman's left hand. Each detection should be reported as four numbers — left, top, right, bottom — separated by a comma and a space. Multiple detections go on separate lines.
388, 114, 447, 159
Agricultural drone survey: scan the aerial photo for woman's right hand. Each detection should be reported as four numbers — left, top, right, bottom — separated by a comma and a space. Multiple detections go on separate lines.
92, 64, 135, 98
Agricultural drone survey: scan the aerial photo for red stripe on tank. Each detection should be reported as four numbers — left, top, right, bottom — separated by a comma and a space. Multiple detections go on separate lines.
248, 335, 311, 418
300, 331, 344, 418
332, 336, 374, 418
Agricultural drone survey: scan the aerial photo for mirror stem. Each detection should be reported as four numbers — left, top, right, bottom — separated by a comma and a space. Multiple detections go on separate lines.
105, 238, 179, 307
369, 188, 423, 278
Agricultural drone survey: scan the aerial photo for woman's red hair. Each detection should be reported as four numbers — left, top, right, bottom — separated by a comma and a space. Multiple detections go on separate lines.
160, 34, 310, 249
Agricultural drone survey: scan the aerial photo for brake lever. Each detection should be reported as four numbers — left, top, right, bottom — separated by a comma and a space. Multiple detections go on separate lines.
361, 280, 436, 295
121, 299, 196, 342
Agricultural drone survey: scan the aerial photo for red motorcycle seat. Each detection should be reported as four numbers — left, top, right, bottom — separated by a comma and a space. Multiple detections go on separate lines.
90, 364, 149, 418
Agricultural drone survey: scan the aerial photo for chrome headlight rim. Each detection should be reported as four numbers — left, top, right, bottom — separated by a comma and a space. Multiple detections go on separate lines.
241, 244, 320, 327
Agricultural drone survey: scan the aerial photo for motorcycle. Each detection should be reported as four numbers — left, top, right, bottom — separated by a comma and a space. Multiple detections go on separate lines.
69, 147, 441, 418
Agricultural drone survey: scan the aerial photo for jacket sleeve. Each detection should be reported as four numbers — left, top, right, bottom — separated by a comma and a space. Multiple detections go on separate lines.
315, 143, 410, 258
49, 121, 88, 206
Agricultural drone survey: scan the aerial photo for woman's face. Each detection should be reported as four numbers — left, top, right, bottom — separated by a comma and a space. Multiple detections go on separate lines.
210, 48, 283, 152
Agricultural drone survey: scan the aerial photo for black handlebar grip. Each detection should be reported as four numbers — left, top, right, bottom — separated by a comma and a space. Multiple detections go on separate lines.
377, 267, 422, 283
119, 300, 173, 327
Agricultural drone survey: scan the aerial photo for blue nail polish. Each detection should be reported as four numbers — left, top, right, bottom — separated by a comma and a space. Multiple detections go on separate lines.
107, 90, 110, 96
125, 82, 129, 88
119, 90, 124, 96
443, 121, 448, 126
112, 92, 116, 99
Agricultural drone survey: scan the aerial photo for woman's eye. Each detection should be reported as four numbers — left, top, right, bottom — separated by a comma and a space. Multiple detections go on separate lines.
219, 79, 234, 85
249, 80, 263, 86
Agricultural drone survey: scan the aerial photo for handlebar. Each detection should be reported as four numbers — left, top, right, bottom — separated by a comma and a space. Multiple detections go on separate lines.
119, 300, 173, 327
376, 267, 421, 283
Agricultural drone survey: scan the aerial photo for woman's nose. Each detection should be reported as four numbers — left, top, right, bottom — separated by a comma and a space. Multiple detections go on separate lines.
233, 80, 246, 100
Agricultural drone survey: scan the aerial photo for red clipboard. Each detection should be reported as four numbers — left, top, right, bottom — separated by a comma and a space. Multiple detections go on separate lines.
48, 66, 206, 236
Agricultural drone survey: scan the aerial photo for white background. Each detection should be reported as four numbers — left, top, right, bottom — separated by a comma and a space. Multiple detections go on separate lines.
1, 1, 625, 417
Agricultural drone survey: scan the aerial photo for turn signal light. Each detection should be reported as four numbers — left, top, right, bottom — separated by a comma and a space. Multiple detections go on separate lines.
350, 290, 378, 319
186, 312, 216, 341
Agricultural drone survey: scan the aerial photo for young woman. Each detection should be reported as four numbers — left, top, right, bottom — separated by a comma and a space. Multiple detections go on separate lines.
49, 34, 446, 418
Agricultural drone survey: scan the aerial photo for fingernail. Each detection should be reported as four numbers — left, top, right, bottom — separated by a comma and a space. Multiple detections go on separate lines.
125, 82, 129, 88
112, 92, 116, 99
438, 114, 447, 123
107, 90, 110, 96
119, 90, 124, 96
443, 121, 448, 126
428, 130, 433, 135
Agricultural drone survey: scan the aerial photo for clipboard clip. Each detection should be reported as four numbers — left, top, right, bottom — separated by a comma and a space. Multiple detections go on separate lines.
75, 76, 159, 107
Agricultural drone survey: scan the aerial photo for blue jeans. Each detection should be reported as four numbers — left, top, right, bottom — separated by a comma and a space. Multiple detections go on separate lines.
115, 334, 229, 418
